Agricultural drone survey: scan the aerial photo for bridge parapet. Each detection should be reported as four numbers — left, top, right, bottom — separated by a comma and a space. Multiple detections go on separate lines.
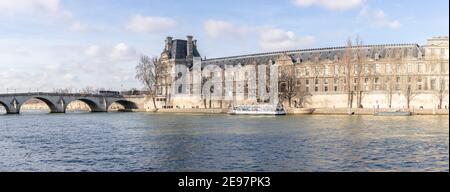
0, 92, 126, 98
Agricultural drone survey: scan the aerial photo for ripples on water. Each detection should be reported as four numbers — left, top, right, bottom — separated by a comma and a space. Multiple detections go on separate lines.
0, 110, 448, 172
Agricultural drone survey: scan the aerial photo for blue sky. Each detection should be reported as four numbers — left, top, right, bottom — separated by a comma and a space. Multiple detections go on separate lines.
0, 0, 448, 92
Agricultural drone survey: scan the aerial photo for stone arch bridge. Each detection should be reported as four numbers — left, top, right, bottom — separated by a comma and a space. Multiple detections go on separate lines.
0, 93, 143, 114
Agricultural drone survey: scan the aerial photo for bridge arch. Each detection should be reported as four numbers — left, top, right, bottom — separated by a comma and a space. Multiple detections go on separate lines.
0, 101, 9, 114
65, 98, 104, 112
107, 100, 138, 112
19, 97, 61, 113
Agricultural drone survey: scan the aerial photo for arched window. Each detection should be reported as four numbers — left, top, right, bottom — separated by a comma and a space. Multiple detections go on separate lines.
280, 83, 287, 92
176, 72, 182, 80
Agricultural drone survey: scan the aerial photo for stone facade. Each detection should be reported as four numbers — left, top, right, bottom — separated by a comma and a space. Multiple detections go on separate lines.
156, 36, 449, 110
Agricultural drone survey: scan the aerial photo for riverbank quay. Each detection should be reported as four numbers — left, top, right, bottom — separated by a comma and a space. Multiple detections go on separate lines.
148, 108, 449, 115
155, 108, 228, 114
312, 108, 449, 115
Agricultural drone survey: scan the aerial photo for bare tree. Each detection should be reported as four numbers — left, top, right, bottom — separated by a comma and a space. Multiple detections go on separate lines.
81, 86, 96, 94
435, 77, 449, 109
135, 55, 162, 109
385, 76, 395, 108
56, 88, 72, 93
201, 77, 210, 109
385, 52, 400, 108
342, 37, 354, 109
354, 35, 366, 108
296, 89, 312, 108
403, 84, 417, 109
279, 66, 297, 107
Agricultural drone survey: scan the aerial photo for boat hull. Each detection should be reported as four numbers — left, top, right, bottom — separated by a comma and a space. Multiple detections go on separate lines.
374, 112, 412, 116
228, 111, 287, 115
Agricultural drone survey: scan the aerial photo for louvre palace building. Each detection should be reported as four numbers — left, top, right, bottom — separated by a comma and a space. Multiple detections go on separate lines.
154, 35, 449, 110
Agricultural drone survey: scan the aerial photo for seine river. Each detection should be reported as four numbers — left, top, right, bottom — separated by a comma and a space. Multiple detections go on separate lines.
0, 111, 448, 172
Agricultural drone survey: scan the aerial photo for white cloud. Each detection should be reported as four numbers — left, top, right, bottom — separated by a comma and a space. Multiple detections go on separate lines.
110, 43, 137, 60
84, 43, 137, 60
204, 20, 253, 39
68, 21, 93, 32
85, 45, 102, 57
259, 27, 316, 51
203, 20, 315, 51
125, 15, 176, 33
63, 73, 78, 81
358, 6, 401, 29
0, 0, 71, 18
292, 0, 365, 11
0, 39, 141, 92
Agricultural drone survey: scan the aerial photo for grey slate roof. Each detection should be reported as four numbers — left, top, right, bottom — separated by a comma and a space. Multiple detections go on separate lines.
169, 39, 201, 59
201, 44, 424, 67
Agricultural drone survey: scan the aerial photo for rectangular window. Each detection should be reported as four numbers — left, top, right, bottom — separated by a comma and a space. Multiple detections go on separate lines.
375, 64, 381, 74
418, 85, 422, 90
397, 64, 401, 74
296, 69, 302, 76
431, 79, 436, 90
334, 65, 339, 75
365, 78, 369, 84
324, 86, 328, 92
334, 78, 339, 84
374, 77, 379, 84
306, 87, 310, 92
408, 77, 412, 83
324, 66, 329, 76
305, 67, 310, 76
334, 86, 338, 92
364, 64, 370, 74
407, 63, 413, 73
375, 85, 380, 90
315, 86, 319, 92
354, 64, 359, 75
386, 64, 392, 74
315, 79, 319, 85
296, 80, 302, 86
315, 67, 320, 75
306, 79, 310, 85
396, 77, 401, 83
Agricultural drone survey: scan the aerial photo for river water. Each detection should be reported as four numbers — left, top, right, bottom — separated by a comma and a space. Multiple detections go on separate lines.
0, 111, 448, 172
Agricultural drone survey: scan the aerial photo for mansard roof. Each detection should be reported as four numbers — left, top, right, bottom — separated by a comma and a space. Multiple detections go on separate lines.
201, 43, 424, 67
168, 39, 201, 59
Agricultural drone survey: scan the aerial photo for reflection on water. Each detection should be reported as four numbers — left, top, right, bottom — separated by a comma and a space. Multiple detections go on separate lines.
0, 112, 448, 172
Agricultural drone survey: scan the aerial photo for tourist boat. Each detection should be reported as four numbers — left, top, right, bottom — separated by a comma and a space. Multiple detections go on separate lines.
228, 104, 287, 115
374, 109, 412, 116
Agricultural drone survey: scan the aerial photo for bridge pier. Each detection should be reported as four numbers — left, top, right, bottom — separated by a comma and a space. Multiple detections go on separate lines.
3, 105, 20, 114
90, 110, 108, 113
6, 111, 20, 115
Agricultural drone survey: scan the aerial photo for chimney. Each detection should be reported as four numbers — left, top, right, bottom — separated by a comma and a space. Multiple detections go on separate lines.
187, 35, 193, 59
165, 36, 173, 51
